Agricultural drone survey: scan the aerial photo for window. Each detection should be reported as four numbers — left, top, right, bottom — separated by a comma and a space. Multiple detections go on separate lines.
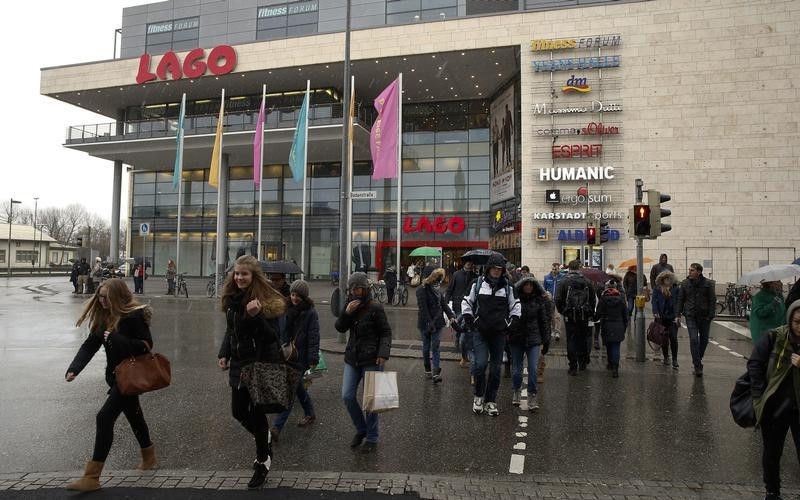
257, 1, 319, 41
466, 0, 519, 15
16, 251, 38, 263
0, 249, 4, 263
386, 0, 457, 24
145, 17, 199, 55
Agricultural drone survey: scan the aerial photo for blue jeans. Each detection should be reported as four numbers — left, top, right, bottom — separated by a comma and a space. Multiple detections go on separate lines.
471, 331, 506, 403
342, 363, 382, 444
272, 377, 315, 431
685, 317, 711, 368
420, 328, 442, 372
509, 344, 541, 395
605, 341, 621, 367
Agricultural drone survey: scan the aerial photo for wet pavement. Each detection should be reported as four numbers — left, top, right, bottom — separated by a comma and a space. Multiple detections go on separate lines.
1, 277, 798, 498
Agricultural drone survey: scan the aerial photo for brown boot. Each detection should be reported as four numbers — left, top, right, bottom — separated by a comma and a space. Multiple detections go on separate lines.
136, 445, 158, 470
65, 460, 104, 491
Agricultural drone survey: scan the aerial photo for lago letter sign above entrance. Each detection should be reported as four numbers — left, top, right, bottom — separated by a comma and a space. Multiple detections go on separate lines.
136, 45, 237, 84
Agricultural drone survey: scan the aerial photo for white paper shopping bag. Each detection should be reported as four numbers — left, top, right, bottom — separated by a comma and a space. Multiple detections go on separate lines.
362, 371, 399, 413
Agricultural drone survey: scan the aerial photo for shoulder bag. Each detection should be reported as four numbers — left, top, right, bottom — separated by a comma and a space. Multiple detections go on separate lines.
729, 371, 756, 428
115, 341, 171, 396
645, 320, 669, 350
239, 361, 302, 413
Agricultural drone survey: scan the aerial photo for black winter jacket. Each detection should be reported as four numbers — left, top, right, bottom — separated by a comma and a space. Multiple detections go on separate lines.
281, 302, 320, 369
335, 299, 392, 367
677, 275, 716, 321
597, 291, 628, 343
416, 284, 454, 333
67, 307, 153, 387
446, 268, 478, 311
218, 291, 285, 387
509, 278, 551, 348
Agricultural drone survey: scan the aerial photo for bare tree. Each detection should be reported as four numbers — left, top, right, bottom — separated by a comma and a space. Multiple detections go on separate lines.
37, 204, 88, 244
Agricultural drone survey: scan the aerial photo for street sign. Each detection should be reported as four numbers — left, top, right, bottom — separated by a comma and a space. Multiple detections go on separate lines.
139, 223, 150, 236
350, 191, 377, 200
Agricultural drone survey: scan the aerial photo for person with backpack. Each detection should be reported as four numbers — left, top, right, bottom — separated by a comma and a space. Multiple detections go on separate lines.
416, 267, 455, 383
461, 253, 521, 417
555, 260, 597, 376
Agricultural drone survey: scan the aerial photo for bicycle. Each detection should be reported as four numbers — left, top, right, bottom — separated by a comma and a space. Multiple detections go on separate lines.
370, 280, 388, 303
716, 283, 752, 318
174, 272, 189, 298
206, 273, 225, 298
390, 281, 409, 306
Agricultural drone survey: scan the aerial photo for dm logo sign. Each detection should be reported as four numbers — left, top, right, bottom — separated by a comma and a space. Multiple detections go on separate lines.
561, 75, 591, 93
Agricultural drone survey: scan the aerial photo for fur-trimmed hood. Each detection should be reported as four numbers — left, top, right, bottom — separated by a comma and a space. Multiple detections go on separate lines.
132, 304, 153, 325
423, 267, 446, 286
655, 271, 677, 288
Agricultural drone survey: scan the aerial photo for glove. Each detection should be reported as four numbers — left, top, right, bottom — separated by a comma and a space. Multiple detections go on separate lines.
541, 343, 549, 356
462, 314, 474, 330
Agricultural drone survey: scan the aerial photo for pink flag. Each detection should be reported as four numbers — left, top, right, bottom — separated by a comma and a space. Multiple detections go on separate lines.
370, 78, 400, 180
253, 95, 266, 186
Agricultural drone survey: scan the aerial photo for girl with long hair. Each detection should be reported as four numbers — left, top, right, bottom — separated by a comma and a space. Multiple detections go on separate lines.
652, 271, 680, 368
65, 278, 157, 491
217, 255, 286, 489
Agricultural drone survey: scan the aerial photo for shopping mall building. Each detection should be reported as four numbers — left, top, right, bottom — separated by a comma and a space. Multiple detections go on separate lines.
40, 0, 799, 282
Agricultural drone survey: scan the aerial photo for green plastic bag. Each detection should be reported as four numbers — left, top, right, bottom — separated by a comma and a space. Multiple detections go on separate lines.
312, 350, 327, 373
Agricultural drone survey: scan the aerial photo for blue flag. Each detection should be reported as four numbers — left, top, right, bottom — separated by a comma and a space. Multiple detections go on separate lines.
172, 93, 186, 190
288, 88, 309, 182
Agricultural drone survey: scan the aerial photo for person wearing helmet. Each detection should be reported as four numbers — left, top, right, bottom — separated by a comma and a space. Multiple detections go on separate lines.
461, 253, 521, 417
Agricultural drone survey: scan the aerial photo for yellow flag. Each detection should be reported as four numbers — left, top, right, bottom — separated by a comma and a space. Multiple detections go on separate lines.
208, 91, 225, 187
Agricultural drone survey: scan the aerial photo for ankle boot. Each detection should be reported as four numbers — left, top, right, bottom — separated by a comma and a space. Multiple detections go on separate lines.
66, 460, 104, 491
136, 445, 158, 470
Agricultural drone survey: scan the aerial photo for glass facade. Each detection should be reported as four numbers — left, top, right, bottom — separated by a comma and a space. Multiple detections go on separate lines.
256, 1, 320, 41
386, 0, 458, 24
145, 17, 200, 54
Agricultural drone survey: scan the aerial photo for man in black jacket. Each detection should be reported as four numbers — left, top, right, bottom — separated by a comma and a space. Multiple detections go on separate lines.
446, 260, 477, 361
677, 263, 716, 377
555, 260, 596, 375
649, 253, 675, 288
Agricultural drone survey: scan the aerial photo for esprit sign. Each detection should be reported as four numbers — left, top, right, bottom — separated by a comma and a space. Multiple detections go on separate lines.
403, 216, 465, 234
136, 45, 237, 84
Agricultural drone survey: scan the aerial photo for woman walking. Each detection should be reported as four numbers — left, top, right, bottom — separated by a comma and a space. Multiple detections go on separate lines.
652, 271, 680, 368
509, 277, 551, 411
416, 267, 455, 382
64, 278, 157, 491
270, 280, 320, 441
334, 272, 392, 453
596, 279, 628, 378
217, 255, 286, 489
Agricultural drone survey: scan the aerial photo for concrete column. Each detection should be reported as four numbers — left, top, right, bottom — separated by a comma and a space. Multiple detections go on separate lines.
111, 111, 125, 263
215, 154, 230, 294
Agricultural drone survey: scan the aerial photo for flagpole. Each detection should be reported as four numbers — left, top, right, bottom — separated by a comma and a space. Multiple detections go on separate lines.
257, 84, 266, 260
395, 73, 403, 279
346, 75, 354, 279
214, 88, 226, 297
300, 80, 310, 278
176, 93, 185, 275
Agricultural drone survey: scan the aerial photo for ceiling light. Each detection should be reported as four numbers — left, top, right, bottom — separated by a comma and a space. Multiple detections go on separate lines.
450, 86, 453, 90
403, 57, 407, 61
419, 79, 422, 82
491, 49, 495, 53
475, 84, 479, 88
478, 92, 482, 96
471, 75, 475, 78
298, 68, 302, 71
498, 73, 502, 76
411, 68, 415, 72
385, 71, 388, 74
76, 92, 81, 96
190, 80, 194, 83
375, 60, 379, 63
325, 65, 329, 68
431, 55, 436, 58
495, 62, 499, 65
96, 90, 101, 93
269, 71, 272, 74
461, 52, 465, 55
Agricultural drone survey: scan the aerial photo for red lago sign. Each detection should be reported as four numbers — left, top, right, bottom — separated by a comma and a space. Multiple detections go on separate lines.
403, 216, 465, 234
136, 45, 237, 84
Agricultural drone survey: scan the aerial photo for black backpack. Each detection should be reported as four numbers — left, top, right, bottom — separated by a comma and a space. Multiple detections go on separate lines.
563, 279, 593, 321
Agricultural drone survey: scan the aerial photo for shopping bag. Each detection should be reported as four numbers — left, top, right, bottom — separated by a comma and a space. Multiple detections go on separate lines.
309, 350, 328, 379
362, 371, 399, 413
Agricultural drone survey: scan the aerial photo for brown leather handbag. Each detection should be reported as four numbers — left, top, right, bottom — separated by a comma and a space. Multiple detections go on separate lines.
115, 342, 171, 396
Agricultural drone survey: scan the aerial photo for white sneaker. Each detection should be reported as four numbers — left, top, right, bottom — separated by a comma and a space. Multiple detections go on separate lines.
512, 390, 521, 406
472, 396, 484, 414
528, 393, 539, 411
485, 402, 499, 417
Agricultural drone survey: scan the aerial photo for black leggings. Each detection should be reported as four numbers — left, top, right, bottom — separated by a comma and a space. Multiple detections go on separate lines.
92, 385, 152, 462
658, 318, 679, 360
761, 409, 800, 494
231, 386, 272, 462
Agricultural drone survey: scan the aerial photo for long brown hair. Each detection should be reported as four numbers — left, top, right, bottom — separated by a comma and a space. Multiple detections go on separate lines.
75, 278, 145, 334
659, 274, 674, 298
220, 255, 286, 313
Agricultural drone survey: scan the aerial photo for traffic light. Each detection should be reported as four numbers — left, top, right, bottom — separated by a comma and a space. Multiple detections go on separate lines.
647, 190, 672, 238
76, 236, 83, 247
632, 204, 650, 237
599, 221, 609, 243
586, 225, 597, 245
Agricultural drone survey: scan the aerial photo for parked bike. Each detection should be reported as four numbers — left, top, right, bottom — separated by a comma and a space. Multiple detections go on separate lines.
174, 272, 189, 298
390, 281, 409, 306
716, 283, 752, 318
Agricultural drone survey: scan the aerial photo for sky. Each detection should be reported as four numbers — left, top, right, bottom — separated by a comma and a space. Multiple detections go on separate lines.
0, 2, 150, 221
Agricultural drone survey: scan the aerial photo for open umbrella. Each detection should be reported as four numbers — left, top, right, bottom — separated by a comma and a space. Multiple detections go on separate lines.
618, 257, 653, 270
580, 268, 609, 287
737, 264, 800, 285
409, 246, 442, 258
461, 249, 505, 266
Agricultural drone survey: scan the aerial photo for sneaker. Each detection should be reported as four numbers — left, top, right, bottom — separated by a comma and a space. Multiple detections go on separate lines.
297, 415, 316, 427
359, 441, 378, 454
512, 390, 521, 406
672, 360, 679, 369
472, 396, 484, 414
485, 402, 499, 417
528, 393, 539, 411
247, 459, 270, 489
350, 432, 366, 448
554, 332, 561, 341
432, 368, 442, 383
424, 370, 432, 379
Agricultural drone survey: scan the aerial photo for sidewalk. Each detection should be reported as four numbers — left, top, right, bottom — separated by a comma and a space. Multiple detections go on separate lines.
0, 469, 785, 498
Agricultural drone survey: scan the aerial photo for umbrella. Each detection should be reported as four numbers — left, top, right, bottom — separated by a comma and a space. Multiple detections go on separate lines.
618, 257, 654, 270
409, 246, 442, 258
461, 249, 505, 266
580, 268, 610, 287
737, 264, 800, 285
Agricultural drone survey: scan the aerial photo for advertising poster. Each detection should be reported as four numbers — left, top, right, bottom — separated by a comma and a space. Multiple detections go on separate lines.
489, 85, 515, 203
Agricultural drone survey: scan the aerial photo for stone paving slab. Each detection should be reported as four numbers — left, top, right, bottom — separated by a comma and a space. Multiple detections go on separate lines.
0, 470, 794, 499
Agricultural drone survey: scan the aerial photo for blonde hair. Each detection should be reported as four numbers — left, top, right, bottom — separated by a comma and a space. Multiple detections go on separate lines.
220, 255, 285, 312
660, 275, 674, 298
75, 278, 144, 335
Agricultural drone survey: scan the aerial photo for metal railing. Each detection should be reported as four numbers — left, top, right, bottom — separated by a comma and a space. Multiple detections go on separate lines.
66, 103, 375, 144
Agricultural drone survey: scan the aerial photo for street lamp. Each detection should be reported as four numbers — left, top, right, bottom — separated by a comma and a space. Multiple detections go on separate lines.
7, 198, 21, 276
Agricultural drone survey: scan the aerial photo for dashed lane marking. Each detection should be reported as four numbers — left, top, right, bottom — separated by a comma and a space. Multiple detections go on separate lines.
509, 454, 525, 474
513, 442, 526, 450
715, 320, 751, 339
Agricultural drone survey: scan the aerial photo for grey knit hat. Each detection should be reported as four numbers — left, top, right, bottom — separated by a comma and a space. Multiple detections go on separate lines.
786, 299, 800, 324
289, 279, 309, 299
347, 272, 370, 290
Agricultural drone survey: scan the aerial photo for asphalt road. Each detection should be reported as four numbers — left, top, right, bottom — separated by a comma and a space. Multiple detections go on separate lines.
0, 277, 797, 489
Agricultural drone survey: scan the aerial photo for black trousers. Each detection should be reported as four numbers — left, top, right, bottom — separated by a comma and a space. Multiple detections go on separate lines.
565, 319, 591, 370
92, 385, 152, 462
761, 408, 800, 494
658, 318, 679, 360
231, 386, 272, 462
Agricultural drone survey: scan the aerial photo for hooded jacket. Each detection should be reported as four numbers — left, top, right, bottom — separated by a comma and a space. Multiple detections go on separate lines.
335, 298, 392, 367
596, 288, 628, 343
281, 300, 320, 369
218, 289, 286, 387
510, 277, 551, 348
461, 267, 521, 336
651, 271, 679, 320
749, 286, 786, 345
416, 267, 454, 333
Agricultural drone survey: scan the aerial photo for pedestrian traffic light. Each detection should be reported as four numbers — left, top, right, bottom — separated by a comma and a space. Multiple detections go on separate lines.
599, 221, 609, 244
647, 190, 672, 238
76, 236, 83, 247
586, 225, 597, 245
632, 204, 650, 237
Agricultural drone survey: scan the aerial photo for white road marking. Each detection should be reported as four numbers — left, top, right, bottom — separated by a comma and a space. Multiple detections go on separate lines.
515, 432, 527, 437
509, 454, 525, 474
709, 340, 720, 345
714, 320, 752, 339
518, 416, 528, 423
719, 345, 731, 351
513, 442, 526, 450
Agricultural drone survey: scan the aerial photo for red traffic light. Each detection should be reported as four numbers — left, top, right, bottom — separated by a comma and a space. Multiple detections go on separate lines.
586, 226, 597, 245
633, 204, 651, 237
